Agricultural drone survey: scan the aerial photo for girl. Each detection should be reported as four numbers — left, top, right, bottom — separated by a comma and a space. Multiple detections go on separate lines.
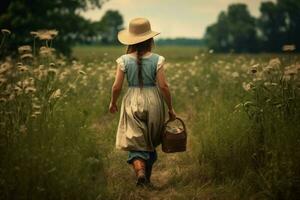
109, 17, 176, 186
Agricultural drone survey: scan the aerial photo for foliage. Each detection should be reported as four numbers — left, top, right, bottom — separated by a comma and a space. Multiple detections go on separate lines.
0, 31, 107, 199
74, 45, 300, 199
258, 0, 300, 51
1, 29, 300, 199
205, 4, 257, 53
192, 53, 300, 199
94, 10, 124, 44
258, 1, 287, 52
0, 0, 107, 56
205, 0, 300, 53
156, 38, 205, 46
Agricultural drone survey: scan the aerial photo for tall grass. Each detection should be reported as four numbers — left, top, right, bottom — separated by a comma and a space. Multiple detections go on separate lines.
192, 54, 300, 199
0, 30, 107, 199
1, 28, 300, 199
73, 45, 300, 199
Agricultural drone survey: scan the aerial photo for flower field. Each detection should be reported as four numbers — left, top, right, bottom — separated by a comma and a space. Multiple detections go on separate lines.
1, 30, 300, 199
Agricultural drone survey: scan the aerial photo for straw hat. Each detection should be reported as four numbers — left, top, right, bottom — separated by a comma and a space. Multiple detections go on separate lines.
117, 18, 160, 45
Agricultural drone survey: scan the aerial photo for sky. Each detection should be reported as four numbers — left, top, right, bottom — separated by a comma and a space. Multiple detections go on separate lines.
81, 0, 274, 39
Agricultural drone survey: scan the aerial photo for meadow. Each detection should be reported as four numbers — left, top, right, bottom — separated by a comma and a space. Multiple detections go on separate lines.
1, 39, 300, 199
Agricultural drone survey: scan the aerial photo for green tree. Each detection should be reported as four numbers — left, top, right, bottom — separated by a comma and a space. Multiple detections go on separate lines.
205, 12, 231, 52
0, 0, 107, 56
227, 4, 258, 52
277, 0, 300, 50
95, 10, 124, 44
207, 0, 300, 52
258, 1, 287, 51
205, 4, 258, 53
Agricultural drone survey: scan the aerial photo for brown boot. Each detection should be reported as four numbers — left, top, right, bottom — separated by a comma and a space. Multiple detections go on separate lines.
145, 164, 152, 183
132, 159, 146, 186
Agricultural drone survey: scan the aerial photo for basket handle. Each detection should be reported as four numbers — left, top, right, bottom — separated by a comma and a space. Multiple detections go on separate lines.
164, 117, 187, 132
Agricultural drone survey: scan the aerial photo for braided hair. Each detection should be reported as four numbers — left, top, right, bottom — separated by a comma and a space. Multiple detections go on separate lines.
126, 38, 154, 88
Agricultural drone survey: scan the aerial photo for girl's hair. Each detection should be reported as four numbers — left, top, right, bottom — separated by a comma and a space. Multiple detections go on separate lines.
126, 38, 154, 88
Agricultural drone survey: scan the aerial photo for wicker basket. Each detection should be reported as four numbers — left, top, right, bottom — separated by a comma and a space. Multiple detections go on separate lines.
161, 117, 187, 153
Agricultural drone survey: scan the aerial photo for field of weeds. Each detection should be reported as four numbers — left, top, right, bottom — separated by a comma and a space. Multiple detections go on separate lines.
1, 30, 300, 199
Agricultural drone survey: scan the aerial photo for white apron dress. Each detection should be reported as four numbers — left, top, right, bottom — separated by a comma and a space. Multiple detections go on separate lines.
115, 53, 166, 151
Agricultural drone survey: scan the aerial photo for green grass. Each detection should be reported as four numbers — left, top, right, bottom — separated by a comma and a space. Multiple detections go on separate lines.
74, 46, 300, 199
1, 44, 300, 199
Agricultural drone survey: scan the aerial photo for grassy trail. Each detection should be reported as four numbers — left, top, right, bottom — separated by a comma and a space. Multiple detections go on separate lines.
74, 46, 300, 199
92, 108, 212, 200
2, 45, 299, 199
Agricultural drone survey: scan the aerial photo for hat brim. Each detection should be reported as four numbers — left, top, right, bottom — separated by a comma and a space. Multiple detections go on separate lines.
117, 30, 160, 45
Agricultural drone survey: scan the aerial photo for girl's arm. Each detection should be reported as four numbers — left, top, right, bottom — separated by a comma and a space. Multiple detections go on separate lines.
156, 65, 176, 120
109, 65, 125, 113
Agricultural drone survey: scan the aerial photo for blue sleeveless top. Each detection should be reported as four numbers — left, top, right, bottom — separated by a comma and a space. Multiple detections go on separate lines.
116, 53, 165, 87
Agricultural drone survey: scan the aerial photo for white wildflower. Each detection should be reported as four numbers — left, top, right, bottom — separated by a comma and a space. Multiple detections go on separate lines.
48, 67, 58, 75
234, 103, 243, 110
0, 97, 7, 103
284, 65, 298, 76
32, 103, 41, 110
39, 46, 55, 56
264, 82, 271, 86
232, 72, 239, 78
33, 111, 42, 115
78, 70, 87, 75
250, 64, 259, 74
268, 58, 281, 69
0, 62, 12, 74
1, 29, 11, 34
14, 85, 22, 93
17, 65, 29, 72
35, 30, 57, 40
21, 53, 33, 60
9, 93, 15, 101
0, 78, 7, 85
68, 83, 76, 90
282, 44, 296, 52
30, 31, 39, 37
242, 82, 252, 91
25, 87, 36, 94
50, 89, 61, 99
19, 125, 27, 134
48, 30, 58, 37
18, 45, 32, 54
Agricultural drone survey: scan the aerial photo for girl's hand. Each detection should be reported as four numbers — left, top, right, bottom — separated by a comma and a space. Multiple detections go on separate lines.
168, 108, 176, 121
109, 102, 118, 113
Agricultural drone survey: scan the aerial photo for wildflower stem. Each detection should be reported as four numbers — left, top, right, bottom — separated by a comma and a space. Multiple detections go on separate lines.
0, 34, 6, 50
33, 37, 36, 56
52, 75, 80, 110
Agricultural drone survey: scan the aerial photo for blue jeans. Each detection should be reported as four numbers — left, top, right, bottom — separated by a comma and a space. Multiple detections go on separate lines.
127, 150, 157, 166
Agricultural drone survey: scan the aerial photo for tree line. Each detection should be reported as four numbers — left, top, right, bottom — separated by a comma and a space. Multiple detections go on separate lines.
0, 0, 123, 56
1, 0, 299, 55
156, 38, 205, 46
205, 0, 300, 53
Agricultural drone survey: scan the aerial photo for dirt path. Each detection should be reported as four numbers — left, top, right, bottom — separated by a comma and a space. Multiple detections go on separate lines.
140, 153, 185, 200
92, 112, 211, 200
